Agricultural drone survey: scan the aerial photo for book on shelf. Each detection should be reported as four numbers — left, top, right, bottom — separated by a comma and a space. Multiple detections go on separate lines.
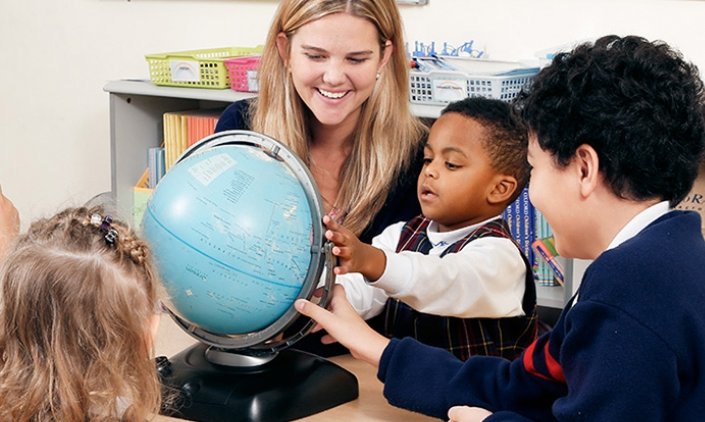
532, 236, 565, 286
163, 108, 222, 170
502, 186, 564, 287
503, 186, 535, 270
148, 147, 165, 189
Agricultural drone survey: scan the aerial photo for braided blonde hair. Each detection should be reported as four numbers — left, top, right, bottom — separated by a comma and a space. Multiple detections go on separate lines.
0, 205, 163, 422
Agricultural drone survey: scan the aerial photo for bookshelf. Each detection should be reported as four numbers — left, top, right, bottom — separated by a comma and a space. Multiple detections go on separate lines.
103, 79, 577, 309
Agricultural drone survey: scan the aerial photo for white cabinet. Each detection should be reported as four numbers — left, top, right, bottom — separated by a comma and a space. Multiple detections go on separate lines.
103, 79, 577, 309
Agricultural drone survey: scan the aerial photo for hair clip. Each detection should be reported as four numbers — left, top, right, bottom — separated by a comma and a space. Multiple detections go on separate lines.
90, 213, 118, 245
99, 215, 113, 233
104, 228, 118, 245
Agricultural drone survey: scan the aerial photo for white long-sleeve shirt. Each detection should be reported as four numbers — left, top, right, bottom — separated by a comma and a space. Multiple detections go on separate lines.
336, 216, 528, 320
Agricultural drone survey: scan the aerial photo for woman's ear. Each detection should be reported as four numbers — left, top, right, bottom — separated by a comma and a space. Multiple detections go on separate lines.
276, 32, 290, 66
378, 40, 393, 75
488, 175, 518, 205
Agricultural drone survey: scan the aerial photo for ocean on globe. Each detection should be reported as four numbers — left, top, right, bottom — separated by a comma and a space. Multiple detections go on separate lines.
142, 144, 314, 336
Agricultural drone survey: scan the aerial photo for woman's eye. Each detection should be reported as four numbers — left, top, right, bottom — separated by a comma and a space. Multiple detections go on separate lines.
306, 54, 324, 61
422, 157, 432, 165
348, 57, 366, 64
445, 162, 459, 170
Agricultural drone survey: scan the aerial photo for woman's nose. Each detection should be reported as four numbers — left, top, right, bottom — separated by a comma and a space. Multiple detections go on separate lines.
322, 61, 346, 86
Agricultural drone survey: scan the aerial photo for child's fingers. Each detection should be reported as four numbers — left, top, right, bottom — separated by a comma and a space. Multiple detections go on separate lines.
332, 245, 352, 259
295, 298, 335, 328
327, 229, 354, 249
322, 214, 340, 231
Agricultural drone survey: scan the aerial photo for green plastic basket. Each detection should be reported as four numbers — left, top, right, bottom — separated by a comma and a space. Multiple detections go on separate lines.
146, 46, 264, 89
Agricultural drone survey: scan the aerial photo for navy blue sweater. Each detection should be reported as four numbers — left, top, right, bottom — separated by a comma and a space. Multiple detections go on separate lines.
378, 211, 705, 421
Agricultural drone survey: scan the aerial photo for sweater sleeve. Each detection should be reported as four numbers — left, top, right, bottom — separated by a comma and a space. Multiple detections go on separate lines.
378, 298, 681, 421
377, 337, 561, 421
372, 237, 527, 318
548, 299, 679, 421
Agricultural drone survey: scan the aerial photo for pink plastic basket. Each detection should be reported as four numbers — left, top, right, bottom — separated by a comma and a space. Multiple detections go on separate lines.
224, 55, 261, 92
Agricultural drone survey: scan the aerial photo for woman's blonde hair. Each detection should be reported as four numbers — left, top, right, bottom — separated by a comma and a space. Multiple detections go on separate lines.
0, 206, 162, 422
253, 0, 427, 235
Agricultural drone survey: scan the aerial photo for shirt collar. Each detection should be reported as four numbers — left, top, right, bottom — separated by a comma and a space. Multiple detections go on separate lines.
606, 201, 670, 251
427, 215, 502, 248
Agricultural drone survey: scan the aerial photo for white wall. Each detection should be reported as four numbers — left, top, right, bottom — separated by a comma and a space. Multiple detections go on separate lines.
1, 0, 703, 226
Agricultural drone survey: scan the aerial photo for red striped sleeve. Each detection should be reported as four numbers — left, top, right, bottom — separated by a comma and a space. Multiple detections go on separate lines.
522, 339, 565, 383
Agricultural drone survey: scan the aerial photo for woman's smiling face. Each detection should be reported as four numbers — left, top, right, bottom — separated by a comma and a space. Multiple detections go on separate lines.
278, 12, 392, 131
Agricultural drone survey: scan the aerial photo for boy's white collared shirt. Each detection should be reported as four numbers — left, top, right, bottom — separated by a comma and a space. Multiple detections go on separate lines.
571, 200, 670, 305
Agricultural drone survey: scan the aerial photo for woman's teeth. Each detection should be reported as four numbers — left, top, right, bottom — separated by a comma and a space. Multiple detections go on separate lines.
319, 89, 346, 99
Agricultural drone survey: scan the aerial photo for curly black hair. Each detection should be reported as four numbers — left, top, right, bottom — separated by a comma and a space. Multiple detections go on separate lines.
514, 35, 705, 207
442, 97, 530, 204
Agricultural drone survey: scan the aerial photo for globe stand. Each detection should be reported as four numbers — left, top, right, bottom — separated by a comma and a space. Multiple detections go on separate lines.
158, 343, 359, 422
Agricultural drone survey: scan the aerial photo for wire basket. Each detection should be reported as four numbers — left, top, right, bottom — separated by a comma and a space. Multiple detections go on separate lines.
146, 46, 263, 89
409, 57, 539, 105
224, 55, 261, 92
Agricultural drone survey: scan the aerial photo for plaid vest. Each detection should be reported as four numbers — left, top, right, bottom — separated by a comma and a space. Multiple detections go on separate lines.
383, 215, 538, 361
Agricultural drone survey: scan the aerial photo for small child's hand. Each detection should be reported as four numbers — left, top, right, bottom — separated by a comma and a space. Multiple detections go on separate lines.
448, 406, 493, 422
322, 215, 363, 274
323, 215, 386, 280
296, 284, 389, 367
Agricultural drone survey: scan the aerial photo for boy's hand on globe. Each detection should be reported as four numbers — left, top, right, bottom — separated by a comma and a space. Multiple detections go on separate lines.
296, 284, 389, 367
323, 215, 386, 281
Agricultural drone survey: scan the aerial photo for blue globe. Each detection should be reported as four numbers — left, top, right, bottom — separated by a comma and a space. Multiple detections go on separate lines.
142, 131, 328, 347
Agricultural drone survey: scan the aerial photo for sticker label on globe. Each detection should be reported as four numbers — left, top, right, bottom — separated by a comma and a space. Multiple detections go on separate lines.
187, 153, 236, 186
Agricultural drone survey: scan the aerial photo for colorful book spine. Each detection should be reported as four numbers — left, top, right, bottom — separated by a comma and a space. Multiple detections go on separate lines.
532, 237, 565, 286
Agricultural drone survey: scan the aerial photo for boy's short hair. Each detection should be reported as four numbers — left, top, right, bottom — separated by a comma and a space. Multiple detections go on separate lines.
441, 97, 530, 204
515, 35, 705, 207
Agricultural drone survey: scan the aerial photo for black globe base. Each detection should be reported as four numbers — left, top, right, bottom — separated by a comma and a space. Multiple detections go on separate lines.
158, 343, 359, 422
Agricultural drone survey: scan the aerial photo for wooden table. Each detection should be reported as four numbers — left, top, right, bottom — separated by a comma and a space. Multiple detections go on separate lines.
153, 316, 438, 422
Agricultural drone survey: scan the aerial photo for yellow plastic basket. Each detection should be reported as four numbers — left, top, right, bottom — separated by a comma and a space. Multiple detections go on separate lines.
146, 46, 264, 89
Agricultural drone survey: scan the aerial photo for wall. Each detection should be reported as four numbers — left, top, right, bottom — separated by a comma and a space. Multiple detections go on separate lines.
1, 0, 703, 225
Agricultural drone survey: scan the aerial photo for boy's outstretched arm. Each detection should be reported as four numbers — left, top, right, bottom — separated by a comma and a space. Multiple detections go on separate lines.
295, 284, 390, 367
323, 215, 386, 281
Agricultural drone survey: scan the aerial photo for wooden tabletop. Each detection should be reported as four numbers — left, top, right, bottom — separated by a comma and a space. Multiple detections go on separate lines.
153, 315, 438, 422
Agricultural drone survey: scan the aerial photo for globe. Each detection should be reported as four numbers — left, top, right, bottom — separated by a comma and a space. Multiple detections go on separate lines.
141, 131, 358, 422
142, 130, 332, 351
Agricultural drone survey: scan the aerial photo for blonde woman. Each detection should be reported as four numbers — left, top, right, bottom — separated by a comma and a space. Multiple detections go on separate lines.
0, 206, 164, 422
216, 0, 427, 244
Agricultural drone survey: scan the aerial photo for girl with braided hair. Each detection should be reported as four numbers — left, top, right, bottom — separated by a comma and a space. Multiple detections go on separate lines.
0, 205, 164, 422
